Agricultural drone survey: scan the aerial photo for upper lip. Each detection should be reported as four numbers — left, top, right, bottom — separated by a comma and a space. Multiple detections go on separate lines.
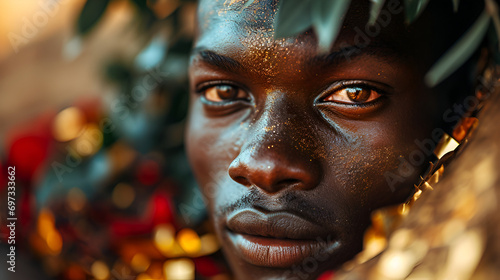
226, 208, 331, 240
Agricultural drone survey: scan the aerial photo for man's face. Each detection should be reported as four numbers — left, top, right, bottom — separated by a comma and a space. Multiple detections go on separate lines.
187, 0, 445, 279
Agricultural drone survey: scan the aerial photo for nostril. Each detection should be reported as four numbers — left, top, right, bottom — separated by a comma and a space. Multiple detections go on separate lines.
228, 148, 321, 192
277, 179, 301, 188
232, 176, 251, 187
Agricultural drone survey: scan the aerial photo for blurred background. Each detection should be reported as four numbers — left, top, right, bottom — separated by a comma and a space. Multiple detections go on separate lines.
2, 1, 500, 280
0, 1, 229, 279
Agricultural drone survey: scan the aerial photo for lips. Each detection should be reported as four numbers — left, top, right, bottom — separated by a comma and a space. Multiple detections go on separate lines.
226, 208, 339, 268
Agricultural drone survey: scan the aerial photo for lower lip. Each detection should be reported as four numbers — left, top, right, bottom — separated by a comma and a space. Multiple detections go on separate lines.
228, 231, 339, 268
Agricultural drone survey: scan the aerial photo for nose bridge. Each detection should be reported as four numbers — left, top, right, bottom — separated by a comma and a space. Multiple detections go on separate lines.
240, 92, 304, 155
228, 93, 322, 193
255, 96, 302, 153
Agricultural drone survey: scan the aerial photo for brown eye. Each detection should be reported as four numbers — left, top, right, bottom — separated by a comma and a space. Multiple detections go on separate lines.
204, 85, 248, 103
324, 86, 382, 104
345, 87, 370, 102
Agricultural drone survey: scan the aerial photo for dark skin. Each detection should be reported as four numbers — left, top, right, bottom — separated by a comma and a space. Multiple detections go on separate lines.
186, 0, 470, 279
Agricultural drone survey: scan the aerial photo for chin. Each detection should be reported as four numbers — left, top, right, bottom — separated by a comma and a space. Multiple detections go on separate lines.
214, 209, 364, 280
221, 236, 359, 280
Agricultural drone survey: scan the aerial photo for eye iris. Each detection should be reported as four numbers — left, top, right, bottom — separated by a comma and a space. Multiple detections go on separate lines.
216, 85, 237, 100
346, 87, 370, 103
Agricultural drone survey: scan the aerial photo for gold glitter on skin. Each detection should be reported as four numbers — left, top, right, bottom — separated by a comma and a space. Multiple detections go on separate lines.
223, 0, 245, 6
187, 1, 458, 278
204, 0, 315, 85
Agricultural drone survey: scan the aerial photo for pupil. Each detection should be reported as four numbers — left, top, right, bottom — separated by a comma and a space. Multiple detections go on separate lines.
216, 85, 237, 99
346, 87, 370, 102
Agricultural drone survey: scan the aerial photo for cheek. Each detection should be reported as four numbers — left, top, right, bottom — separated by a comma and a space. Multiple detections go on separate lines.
341, 146, 403, 211
323, 115, 436, 212
322, 144, 401, 212
186, 103, 247, 207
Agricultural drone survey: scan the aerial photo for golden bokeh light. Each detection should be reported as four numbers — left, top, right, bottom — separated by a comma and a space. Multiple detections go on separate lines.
163, 258, 195, 280
199, 233, 220, 256
46, 230, 63, 255
52, 107, 86, 142
177, 228, 201, 255
91, 260, 110, 280
37, 209, 56, 238
130, 253, 151, 273
72, 123, 103, 157
154, 224, 176, 254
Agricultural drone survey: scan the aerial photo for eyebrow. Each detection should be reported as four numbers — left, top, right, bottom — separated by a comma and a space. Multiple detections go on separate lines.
191, 47, 244, 73
191, 42, 400, 73
310, 42, 400, 68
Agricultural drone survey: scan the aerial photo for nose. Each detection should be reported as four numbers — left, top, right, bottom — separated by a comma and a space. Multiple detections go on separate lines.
228, 98, 322, 194
228, 152, 321, 193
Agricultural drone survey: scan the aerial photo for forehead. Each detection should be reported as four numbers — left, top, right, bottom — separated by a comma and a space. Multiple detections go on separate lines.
198, 0, 278, 32
193, 0, 420, 84
196, 0, 282, 55
195, 0, 412, 59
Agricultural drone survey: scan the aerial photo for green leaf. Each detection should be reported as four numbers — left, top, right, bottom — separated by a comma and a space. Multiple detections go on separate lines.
130, 0, 148, 10
76, 0, 111, 35
486, 0, 500, 51
452, 0, 459, 12
274, 0, 314, 39
130, 0, 158, 29
312, 0, 351, 52
106, 62, 133, 83
369, 0, 386, 26
404, 0, 429, 23
425, 11, 491, 87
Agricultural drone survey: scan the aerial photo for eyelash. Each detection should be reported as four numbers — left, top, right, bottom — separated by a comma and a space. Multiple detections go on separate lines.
319, 81, 388, 107
195, 80, 233, 93
196, 82, 246, 101
195, 81, 388, 110
334, 95, 387, 110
